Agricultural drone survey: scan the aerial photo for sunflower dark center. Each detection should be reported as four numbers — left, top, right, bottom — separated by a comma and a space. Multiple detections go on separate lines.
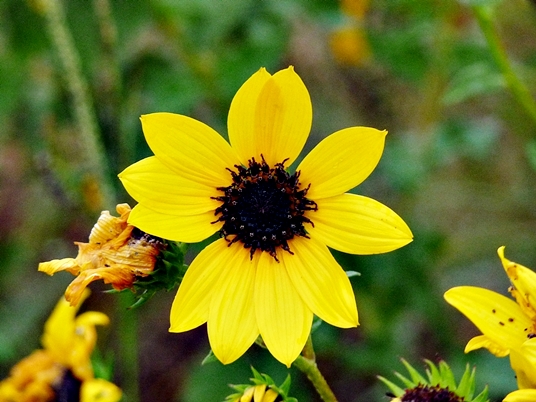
212, 156, 317, 260
399, 384, 463, 402
52, 369, 82, 402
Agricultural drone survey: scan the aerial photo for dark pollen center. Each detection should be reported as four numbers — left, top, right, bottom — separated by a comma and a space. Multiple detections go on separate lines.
212, 156, 317, 260
398, 384, 463, 402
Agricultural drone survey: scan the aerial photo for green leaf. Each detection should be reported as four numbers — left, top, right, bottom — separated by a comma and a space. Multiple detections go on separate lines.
201, 349, 219, 365
443, 62, 505, 106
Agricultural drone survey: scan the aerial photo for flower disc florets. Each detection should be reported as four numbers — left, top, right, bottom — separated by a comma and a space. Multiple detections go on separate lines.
398, 384, 462, 402
212, 156, 317, 260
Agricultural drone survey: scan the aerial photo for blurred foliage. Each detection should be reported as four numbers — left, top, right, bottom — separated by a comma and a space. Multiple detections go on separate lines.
1, 0, 536, 401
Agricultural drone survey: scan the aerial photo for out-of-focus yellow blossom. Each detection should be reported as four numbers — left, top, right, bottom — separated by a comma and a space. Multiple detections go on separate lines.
341, 0, 369, 19
0, 291, 121, 402
445, 246, 536, 397
330, 0, 371, 66
330, 25, 371, 66
39, 203, 162, 306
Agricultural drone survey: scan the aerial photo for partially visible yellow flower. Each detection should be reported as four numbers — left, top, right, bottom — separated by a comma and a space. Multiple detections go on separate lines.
39, 203, 162, 306
444, 246, 536, 393
228, 385, 280, 402
330, 0, 371, 66
378, 358, 489, 402
119, 66, 413, 366
0, 291, 121, 402
225, 367, 292, 402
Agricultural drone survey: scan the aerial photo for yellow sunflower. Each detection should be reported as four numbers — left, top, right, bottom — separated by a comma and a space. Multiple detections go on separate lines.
0, 291, 121, 402
119, 66, 413, 366
444, 246, 536, 396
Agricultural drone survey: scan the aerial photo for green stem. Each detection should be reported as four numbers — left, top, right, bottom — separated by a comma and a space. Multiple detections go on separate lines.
117, 292, 140, 402
472, 5, 536, 128
41, 0, 116, 210
293, 336, 338, 402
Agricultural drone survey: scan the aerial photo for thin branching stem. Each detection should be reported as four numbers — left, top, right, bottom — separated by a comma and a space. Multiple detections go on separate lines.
473, 5, 536, 129
41, 0, 116, 209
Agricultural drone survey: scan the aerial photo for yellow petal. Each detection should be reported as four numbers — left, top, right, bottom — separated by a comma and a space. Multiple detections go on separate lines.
169, 239, 229, 332
140, 112, 238, 187
38, 258, 78, 275
128, 203, 220, 242
88, 205, 130, 244
253, 385, 267, 401
520, 339, 536, 376
228, 67, 312, 167
307, 193, 412, 254
281, 236, 358, 328
240, 386, 255, 402
64, 267, 135, 306
262, 389, 279, 402
228, 68, 270, 165
76, 311, 110, 328
444, 286, 532, 351
207, 247, 259, 364
510, 343, 536, 389
81, 378, 122, 402
465, 334, 509, 357
42, 291, 89, 354
297, 127, 387, 200
498, 246, 536, 321
504, 389, 536, 402
70, 312, 109, 380
119, 157, 220, 216
255, 252, 313, 367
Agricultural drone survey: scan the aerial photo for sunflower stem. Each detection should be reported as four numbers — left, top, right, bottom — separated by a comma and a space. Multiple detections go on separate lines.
117, 292, 140, 402
293, 337, 338, 402
472, 5, 536, 129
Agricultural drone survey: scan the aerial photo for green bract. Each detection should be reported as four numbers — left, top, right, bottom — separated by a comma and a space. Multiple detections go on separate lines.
378, 359, 489, 402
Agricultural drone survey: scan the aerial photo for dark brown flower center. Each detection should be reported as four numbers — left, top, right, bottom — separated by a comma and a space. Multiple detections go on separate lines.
53, 369, 82, 402
399, 384, 463, 402
212, 156, 317, 260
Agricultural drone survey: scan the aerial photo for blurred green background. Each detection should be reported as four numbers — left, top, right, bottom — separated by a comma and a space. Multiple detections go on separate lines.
1, 0, 536, 401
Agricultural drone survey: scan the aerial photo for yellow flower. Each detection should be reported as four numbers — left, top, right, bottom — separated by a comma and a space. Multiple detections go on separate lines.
330, 0, 371, 66
228, 385, 280, 402
119, 66, 413, 366
0, 291, 121, 402
39, 203, 162, 306
225, 367, 292, 402
444, 246, 536, 392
